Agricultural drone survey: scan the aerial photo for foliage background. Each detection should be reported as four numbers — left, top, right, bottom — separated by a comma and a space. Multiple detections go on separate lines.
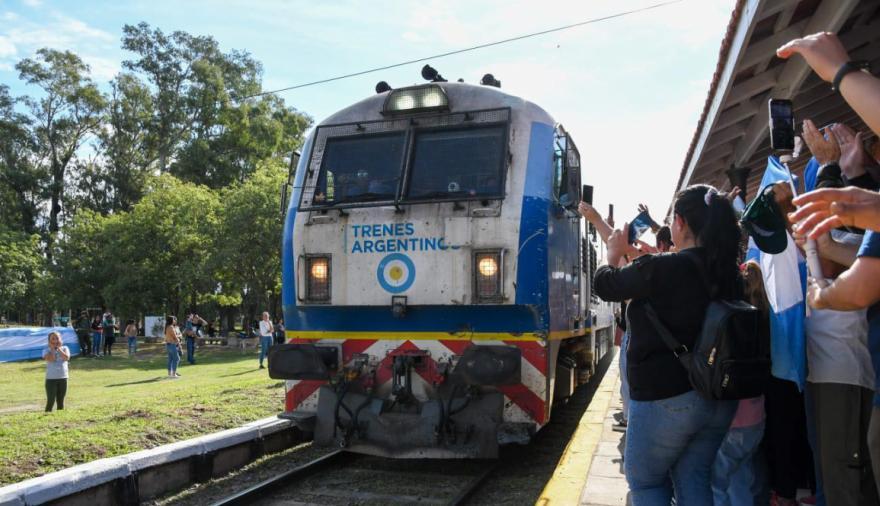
0, 22, 312, 328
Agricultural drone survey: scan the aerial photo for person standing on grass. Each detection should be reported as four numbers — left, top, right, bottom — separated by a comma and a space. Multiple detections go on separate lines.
258, 312, 274, 369
274, 318, 285, 345
43, 331, 70, 412
75, 311, 91, 357
124, 319, 138, 357
164, 316, 182, 378
102, 311, 116, 356
90, 314, 102, 357
183, 314, 197, 365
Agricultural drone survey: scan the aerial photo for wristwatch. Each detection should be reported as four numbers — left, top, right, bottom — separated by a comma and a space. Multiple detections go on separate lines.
832, 60, 871, 93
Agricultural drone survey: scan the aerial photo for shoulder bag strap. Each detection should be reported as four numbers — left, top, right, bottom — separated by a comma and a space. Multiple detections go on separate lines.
643, 302, 690, 358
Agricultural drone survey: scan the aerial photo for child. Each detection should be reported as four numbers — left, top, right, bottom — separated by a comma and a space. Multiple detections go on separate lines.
43, 331, 70, 412
125, 319, 138, 357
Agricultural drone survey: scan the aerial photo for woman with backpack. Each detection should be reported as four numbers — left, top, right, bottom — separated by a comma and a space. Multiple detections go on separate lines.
594, 184, 743, 505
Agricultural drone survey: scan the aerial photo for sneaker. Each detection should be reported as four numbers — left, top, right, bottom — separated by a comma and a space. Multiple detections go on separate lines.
259, 364, 265, 369
613, 411, 628, 427
175, 373, 181, 377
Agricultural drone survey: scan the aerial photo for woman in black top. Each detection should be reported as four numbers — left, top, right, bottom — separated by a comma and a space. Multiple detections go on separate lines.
594, 184, 742, 505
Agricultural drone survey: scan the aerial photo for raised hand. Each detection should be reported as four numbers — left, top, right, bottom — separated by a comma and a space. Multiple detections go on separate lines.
790, 186, 880, 238
831, 123, 875, 179
802, 119, 840, 165
777, 32, 850, 83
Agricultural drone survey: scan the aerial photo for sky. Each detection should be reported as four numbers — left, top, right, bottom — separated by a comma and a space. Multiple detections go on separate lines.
0, 0, 736, 235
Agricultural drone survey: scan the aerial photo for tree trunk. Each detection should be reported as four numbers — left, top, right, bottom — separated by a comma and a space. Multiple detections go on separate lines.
46, 165, 64, 259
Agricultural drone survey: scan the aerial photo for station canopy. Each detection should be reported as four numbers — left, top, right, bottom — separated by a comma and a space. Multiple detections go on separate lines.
675, 0, 880, 202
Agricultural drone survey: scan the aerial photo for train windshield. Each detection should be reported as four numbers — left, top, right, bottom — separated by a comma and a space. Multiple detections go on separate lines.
312, 133, 406, 205
405, 125, 505, 201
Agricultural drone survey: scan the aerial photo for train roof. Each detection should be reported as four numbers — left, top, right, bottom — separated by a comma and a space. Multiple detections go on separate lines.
317, 81, 556, 128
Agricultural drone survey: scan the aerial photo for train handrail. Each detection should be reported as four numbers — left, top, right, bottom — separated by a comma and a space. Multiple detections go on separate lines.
296, 255, 305, 302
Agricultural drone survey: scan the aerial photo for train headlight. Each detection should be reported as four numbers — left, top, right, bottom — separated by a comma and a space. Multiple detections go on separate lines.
383, 84, 449, 115
478, 257, 498, 277
306, 256, 331, 301
474, 251, 503, 302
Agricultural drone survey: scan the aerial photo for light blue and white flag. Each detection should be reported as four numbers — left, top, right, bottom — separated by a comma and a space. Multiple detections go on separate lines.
746, 157, 807, 389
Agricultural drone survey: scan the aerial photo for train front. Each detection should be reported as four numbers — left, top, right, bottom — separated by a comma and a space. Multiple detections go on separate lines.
275, 82, 563, 458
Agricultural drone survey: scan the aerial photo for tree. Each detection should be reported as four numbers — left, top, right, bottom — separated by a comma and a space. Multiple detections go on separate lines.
0, 85, 44, 236
120, 22, 260, 175
85, 73, 157, 213
16, 49, 106, 248
121, 22, 311, 188
174, 94, 310, 188
103, 174, 220, 317
0, 227, 43, 319
48, 208, 110, 311
212, 159, 286, 327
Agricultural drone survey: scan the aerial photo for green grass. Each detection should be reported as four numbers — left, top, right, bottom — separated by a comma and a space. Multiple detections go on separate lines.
0, 344, 285, 486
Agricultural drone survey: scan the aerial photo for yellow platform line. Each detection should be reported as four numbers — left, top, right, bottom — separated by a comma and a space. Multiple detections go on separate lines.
536, 349, 620, 506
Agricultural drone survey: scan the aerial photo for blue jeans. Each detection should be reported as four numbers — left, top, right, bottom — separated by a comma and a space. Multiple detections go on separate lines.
626, 390, 737, 505
712, 421, 766, 506
166, 343, 180, 374
128, 336, 137, 355
186, 337, 196, 364
620, 331, 630, 420
259, 336, 273, 366
91, 332, 102, 355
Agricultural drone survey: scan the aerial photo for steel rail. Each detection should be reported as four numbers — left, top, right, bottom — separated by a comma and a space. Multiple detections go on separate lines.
447, 461, 500, 506
209, 450, 348, 506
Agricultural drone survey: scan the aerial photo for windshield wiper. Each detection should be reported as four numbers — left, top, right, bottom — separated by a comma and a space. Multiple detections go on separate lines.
411, 190, 470, 200
331, 192, 395, 205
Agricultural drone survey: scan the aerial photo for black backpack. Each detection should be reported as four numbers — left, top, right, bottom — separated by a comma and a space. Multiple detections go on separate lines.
644, 252, 770, 400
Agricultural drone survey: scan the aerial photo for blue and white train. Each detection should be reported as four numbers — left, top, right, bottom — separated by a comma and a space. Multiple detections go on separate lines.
272, 73, 616, 458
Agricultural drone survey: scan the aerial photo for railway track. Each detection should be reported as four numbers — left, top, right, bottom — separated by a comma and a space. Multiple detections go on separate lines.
210, 449, 499, 506
163, 353, 613, 506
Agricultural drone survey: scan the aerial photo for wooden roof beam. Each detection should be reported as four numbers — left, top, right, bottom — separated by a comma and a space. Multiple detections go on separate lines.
732, 0, 861, 168
739, 19, 809, 71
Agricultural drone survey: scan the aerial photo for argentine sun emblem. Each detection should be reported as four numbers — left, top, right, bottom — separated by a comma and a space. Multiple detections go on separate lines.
376, 253, 415, 293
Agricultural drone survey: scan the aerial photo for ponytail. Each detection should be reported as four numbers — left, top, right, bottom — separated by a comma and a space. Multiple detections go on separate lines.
673, 184, 742, 298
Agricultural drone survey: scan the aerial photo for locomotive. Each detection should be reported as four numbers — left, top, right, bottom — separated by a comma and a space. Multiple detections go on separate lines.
272, 71, 615, 458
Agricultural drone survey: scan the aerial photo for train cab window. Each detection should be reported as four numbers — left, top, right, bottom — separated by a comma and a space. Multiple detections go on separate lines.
552, 127, 581, 208
313, 133, 406, 206
404, 125, 506, 201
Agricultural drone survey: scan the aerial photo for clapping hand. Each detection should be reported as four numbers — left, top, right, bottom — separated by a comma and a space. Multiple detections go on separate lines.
802, 119, 840, 165
831, 123, 876, 179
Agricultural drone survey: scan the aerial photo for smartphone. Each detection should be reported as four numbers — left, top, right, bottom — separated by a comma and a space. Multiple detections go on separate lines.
582, 185, 594, 205
628, 211, 652, 245
608, 204, 614, 223
768, 98, 795, 151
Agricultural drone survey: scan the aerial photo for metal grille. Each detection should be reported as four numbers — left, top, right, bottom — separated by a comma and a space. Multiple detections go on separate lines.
306, 256, 331, 301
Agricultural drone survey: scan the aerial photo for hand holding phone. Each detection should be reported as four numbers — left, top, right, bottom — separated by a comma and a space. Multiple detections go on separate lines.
627, 211, 652, 244
769, 98, 795, 151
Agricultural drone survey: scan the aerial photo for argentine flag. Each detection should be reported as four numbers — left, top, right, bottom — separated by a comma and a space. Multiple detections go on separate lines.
745, 157, 807, 389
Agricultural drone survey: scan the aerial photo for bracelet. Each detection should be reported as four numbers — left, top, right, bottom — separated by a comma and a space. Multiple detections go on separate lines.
832, 61, 871, 93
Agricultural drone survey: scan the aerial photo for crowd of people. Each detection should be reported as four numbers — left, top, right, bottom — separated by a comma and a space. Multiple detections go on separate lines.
50, 311, 285, 393
576, 32, 880, 506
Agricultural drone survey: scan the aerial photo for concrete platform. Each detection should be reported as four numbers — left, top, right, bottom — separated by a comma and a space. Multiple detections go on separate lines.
580, 372, 629, 506
538, 348, 630, 506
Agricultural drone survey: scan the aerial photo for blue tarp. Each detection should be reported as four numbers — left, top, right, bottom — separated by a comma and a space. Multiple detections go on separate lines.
0, 327, 81, 363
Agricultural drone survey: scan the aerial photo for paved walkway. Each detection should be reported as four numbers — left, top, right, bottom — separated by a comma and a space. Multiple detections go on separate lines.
537, 349, 630, 506
580, 371, 629, 506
